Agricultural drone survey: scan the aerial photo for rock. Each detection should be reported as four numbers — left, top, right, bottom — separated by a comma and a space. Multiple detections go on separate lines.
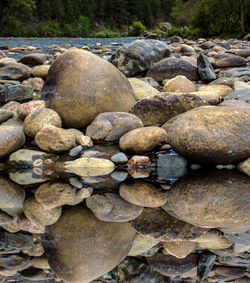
147, 58, 199, 82
0, 230, 33, 250
63, 157, 115, 177
119, 126, 167, 154
208, 267, 246, 282
42, 206, 135, 283
225, 89, 250, 103
0, 254, 31, 271
0, 84, 33, 104
234, 80, 250, 90
31, 257, 50, 269
147, 253, 198, 277
237, 158, 250, 176
0, 109, 14, 123
41, 49, 136, 128
197, 54, 216, 82
163, 241, 196, 259
0, 63, 31, 81
130, 93, 206, 126
24, 108, 61, 138
131, 208, 207, 241
111, 152, 128, 164
157, 154, 188, 180
0, 126, 25, 159
128, 78, 159, 100
213, 55, 247, 68
17, 215, 45, 234
128, 155, 150, 166
0, 210, 14, 225
35, 182, 93, 209
111, 170, 128, 182
35, 125, 76, 152
197, 237, 233, 249
197, 253, 216, 280
163, 75, 196, 93
17, 100, 45, 119
22, 77, 44, 94
8, 169, 50, 186
234, 49, 250, 58
1, 101, 20, 114
128, 234, 160, 256
22, 239, 44, 256
86, 112, 143, 142
31, 65, 50, 78
140, 77, 160, 88
119, 180, 167, 208
18, 53, 49, 66
20, 268, 53, 281
220, 99, 250, 109
168, 106, 250, 164
0, 57, 17, 67
67, 128, 93, 147
170, 35, 183, 43
111, 39, 171, 77
86, 193, 143, 222
162, 170, 250, 228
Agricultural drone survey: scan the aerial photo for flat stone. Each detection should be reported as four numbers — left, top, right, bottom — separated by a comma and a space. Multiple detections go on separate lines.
163, 241, 196, 259
128, 78, 159, 100
0, 63, 31, 81
0, 84, 33, 104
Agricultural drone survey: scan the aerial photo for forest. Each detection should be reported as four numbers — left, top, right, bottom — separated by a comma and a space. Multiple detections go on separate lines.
0, 0, 249, 37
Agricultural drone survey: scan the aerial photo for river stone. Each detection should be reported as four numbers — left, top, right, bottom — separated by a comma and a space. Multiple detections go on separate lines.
41, 49, 136, 128
0, 254, 31, 271
162, 170, 250, 228
130, 93, 206, 126
147, 253, 199, 277
17, 100, 46, 119
128, 234, 160, 256
147, 58, 199, 82
24, 108, 62, 138
208, 267, 246, 282
163, 75, 196, 93
197, 53, 216, 82
0, 63, 31, 81
119, 180, 167, 208
128, 78, 159, 100
42, 206, 135, 283
22, 77, 44, 94
198, 84, 233, 96
86, 112, 143, 142
18, 53, 48, 67
111, 39, 171, 77
0, 57, 17, 67
131, 208, 207, 241
163, 241, 196, 259
20, 268, 53, 281
119, 126, 167, 154
0, 109, 14, 123
225, 89, 250, 103
234, 48, 250, 58
0, 126, 25, 159
86, 193, 143, 222
167, 106, 250, 164
0, 210, 14, 225
197, 237, 233, 249
237, 158, 250, 176
0, 84, 33, 104
111, 152, 128, 164
213, 55, 247, 68
31, 65, 50, 78
220, 99, 250, 109
24, 197, 61, 226
31, 257, 50, 270
35, 182, 93, 209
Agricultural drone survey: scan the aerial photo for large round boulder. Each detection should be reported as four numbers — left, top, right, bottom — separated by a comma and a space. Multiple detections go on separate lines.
42, 206, 135, 283
41, 49, 136, 128
167, 106, 250, 164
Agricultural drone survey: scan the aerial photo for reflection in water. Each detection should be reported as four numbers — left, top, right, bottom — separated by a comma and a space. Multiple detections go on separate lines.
0, 149, 249, 283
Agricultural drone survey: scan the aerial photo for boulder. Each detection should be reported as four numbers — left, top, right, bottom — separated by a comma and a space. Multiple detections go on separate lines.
42, 206, 135, 283
0, 63, 31, 81
162, 170, 250, 228
119, 180, 167, 207
86, 193, 143, 222
147, 58, 199, 82
41, 49, 136, 128
17, 100, 46, 119
128, 78, 159, 100
167, 106, 250, 163
18, 53, 49, 66
119, 126, 167, 154
111, 39, 171, 77
86, 112, 143, 142
197, 54, 216, 82
0, 84, 33, 104
130, 93, 206, 126
163, 75, 196, 93
0, 126, 25, 159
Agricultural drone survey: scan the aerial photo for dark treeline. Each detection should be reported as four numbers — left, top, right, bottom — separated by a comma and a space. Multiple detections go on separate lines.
0, 0, 249, 37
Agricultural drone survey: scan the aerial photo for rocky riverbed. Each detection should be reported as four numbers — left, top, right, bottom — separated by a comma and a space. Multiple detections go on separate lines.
0, 36, 249, 283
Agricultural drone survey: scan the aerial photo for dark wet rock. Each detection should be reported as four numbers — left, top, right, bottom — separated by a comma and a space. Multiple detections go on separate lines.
119, 180, 167, 208
197, 54, 216, 82
119, 126, 167, 154
42, 206, 135, 283
199, 41, 215, 50
157, 154, 188, 180
111, 39, 171, 77
147, 253, 199, 277
18, 53, 49, 67
162, 170, 250, 228
131, 208, 207, 241
225, 89, 250, 103
20, 268, 53, 281
0, 84, 33, 104
130, 93, 206, 126
213, 55, 247, 68
17, 100, 45, 119
167, 106, 250, 164
0, 254, 31, 271
0, 63, 30, 81
86, 193, 143, 222
86, 112, 143, 142
0, 109, 13, 123
163, 241, 196, 259
0, 230, 33, 250
42, 49, 136, 128
24, 108, 61, 138
147, 58, 199, 82
197, 253, 216, 280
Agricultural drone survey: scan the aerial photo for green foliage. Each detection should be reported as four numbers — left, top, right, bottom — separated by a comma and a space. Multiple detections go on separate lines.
40, 21, 62, 37
128, 21, 146, 36
76, 16, 90, 37
93, 29, 121, 38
